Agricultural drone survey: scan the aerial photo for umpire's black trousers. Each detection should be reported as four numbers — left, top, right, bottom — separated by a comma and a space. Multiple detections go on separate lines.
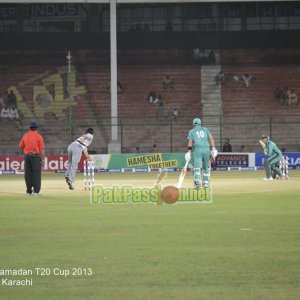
24, 154, 42, 194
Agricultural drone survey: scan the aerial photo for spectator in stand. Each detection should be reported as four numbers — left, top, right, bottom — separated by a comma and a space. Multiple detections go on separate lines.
286, 87, 292, 101
157, 101, 164, 118
222, 138, 232, 152
5, 90, 9, 102
274, 87, 284, 101
240, 145, 247, 152
162, 75, 174, 89
152, 144, 159, 153
107, 81, 123, 94
7, 90, 17, 106
147, 91, 155, 104
215, 70, 224, 86
8, 106, 13, 119
11, 105, 19, 120
280, 88, 288, 105
207, 49, 216, 64
153, 93, 162, 104
200, 49, 209, 64
0, 94, 5, 107
1, 106, 10, 119
171, 108, 178, 121
17, 107, 23, 124
287, 90, 297, 106
242, 74, 253, 88
117, 81, 123, 93
193, 48, 200, 62
233, 75, 239, 82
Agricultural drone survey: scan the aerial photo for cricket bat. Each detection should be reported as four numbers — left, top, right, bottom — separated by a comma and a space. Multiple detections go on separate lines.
259, 139, 267, 154
156, 171, 167, 185
156, 171, 167, 206
177, 160, 189, 189
210, 155, 216, 164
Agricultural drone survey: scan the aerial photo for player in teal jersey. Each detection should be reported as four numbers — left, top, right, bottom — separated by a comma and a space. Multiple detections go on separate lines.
260, 134, 286, 179
185, 118, 217, 189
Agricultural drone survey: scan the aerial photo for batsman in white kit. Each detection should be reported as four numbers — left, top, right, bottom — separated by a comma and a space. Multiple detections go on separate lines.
65, 128, 94, 190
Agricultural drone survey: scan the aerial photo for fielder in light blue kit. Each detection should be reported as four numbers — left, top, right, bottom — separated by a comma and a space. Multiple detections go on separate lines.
185, 118, 217, 189
65, 128, 94, 190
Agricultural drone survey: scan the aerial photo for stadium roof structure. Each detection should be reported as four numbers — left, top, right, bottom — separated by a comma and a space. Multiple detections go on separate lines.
2, 0, 293, 3
2, 0, 294, 149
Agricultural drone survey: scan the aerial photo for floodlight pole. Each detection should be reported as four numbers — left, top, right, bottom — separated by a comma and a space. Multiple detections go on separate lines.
107, 0, 121, 153
110, 0, 118, 141
67, 51, 73, 144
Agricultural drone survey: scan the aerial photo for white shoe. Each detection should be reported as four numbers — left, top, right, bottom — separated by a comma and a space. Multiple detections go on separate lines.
263, 177, 273, 181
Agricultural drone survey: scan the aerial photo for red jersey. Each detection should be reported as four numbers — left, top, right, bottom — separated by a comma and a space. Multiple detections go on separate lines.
19, 130, 45, 155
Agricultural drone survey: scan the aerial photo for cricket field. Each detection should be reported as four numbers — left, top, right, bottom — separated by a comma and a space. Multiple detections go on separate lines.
0, 170, 299, 300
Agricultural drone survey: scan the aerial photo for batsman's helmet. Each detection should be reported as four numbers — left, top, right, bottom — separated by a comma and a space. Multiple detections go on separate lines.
193, 118, 201, 126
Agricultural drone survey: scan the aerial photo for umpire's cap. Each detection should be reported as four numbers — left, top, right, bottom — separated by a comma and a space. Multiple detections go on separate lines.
193, 118, 201, 126
86, 128, 94, 135
29, 120, 38, 129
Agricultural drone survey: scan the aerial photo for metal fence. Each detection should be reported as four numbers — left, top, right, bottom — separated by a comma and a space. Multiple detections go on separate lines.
215, 115, 300, 152
3, 114, 299, 156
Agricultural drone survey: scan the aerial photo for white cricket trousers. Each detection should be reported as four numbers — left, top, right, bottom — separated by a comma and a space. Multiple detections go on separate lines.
65, 141, 83, 183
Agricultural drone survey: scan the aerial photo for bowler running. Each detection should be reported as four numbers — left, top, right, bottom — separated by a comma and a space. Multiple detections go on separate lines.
65, 128, 94, 190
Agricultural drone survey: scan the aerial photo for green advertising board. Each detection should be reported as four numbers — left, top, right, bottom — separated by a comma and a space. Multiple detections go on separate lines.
92, 153, 187, 170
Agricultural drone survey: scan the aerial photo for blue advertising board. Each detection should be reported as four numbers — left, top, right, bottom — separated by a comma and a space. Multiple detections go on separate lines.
255, 152, 300, 168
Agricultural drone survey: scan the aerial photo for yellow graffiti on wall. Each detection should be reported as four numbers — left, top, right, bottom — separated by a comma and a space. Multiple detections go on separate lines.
8, 66, 87, 120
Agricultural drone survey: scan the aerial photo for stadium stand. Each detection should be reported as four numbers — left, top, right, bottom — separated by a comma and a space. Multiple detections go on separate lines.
221, 65, 300, 116
220, 63, 300, 152
73, 64, 202, 153
0, 63, 202, 154
1, 47, 299, 153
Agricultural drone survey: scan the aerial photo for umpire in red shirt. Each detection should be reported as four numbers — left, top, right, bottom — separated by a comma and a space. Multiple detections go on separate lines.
19, 120, 45, 195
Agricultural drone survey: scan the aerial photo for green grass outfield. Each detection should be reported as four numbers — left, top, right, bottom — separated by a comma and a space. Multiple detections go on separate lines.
0, 170, 300, 300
